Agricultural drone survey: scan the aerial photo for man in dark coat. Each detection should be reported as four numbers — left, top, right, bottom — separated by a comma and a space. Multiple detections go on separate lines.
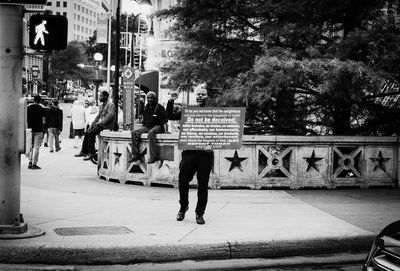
27, 95, 46, 169
166, 83, 213, 225
46, 100, 63, 152
128, 91, 167, 164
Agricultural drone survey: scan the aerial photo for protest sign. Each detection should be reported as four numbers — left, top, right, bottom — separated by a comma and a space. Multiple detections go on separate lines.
178, 107, 245, 150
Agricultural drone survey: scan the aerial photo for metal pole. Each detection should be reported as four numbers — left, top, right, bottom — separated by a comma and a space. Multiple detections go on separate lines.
0, 5, 44, 238
113, 0, 121, 131
106, 11, 112, 92
0, 4, 22, 231
125, 14, 128, 65
95, 67, 99, 106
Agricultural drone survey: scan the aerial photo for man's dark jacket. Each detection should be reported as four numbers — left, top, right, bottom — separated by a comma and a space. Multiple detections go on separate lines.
47, 106, 63, 131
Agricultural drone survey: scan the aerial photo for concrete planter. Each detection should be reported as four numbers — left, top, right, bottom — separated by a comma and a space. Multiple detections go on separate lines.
98, 131, 399, 189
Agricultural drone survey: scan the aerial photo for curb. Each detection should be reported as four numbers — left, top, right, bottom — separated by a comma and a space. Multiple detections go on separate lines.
0, 234, 375, 265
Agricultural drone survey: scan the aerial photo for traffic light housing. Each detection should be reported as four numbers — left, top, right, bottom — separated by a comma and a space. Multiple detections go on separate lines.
133, 53, 140, 68
29, 14, 68, 51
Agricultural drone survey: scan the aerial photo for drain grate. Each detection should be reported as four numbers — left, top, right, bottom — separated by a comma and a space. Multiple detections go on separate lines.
54, 226, 133, 236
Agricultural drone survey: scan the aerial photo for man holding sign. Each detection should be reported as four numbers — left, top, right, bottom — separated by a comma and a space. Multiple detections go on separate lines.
166, 83, 214, 225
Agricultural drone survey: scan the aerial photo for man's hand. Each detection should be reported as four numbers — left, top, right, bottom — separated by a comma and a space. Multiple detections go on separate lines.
169, 91, 178, 101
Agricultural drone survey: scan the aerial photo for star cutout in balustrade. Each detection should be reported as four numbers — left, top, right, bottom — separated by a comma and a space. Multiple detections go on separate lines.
114, 147, 122, 166
225, 150, 247, 172
303, 150, 323, 172
370, 151, 390, 172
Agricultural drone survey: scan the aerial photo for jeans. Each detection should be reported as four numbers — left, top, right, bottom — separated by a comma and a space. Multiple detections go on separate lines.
48, 128, 61, 151
131, 125, 164, 159
29, 132, 43, 165
178, 150, 213, 215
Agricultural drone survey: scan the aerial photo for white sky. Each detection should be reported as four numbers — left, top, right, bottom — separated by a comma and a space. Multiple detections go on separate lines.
121, 0, 139, 14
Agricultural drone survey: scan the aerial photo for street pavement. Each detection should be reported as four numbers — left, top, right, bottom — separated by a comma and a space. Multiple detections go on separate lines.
0, 131, 399, 266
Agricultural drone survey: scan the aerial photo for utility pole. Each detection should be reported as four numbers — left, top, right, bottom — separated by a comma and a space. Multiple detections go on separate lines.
0, 4, 43, 239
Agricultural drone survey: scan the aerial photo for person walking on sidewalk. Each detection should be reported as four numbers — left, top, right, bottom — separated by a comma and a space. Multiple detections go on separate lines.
75, 91, 115, 160
42, 100, 50, 147
128, 91, 167, 164
166, 83, 213, 225
27, 95, 46, 169
47, 99, 63, 152
71, 99, 86, 149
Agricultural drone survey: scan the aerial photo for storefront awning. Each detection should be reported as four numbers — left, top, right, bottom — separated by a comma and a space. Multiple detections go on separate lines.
135, 70, 159, 95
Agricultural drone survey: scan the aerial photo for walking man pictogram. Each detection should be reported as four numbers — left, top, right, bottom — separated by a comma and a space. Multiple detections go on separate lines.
34, 20, 49, 46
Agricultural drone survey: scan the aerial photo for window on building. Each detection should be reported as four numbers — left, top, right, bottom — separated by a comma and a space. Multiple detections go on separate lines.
74, 14, 76, 20
56, 1, 60, 7
46, 2, 51, 6
63, 12, 67, 17
77, 25, 80, 31
56, 11, 60, 15
74, 24, 76, 30
77, 5, 80, 11
86, 18, 88, 24
63, 1, 67, 8
77, 15, 80, 21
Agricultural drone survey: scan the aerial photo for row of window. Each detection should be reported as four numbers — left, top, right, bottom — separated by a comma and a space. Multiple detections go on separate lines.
46, 1, 97, 18
74, 3, 97, 18
74, 14, 96, 26
74, 34, 90, 42
74, 24, 94, 35
46, 1, 67, 8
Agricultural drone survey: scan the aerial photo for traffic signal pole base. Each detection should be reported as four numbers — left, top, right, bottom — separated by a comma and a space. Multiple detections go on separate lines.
0, 223, 45, 239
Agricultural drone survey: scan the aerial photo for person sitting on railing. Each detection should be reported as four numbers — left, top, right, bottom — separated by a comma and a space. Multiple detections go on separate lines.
75, 91, 115, 160
128, 91, 167, 164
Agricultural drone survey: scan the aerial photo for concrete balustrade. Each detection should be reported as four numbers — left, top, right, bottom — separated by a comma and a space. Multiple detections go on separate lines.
98, 131, 400, 189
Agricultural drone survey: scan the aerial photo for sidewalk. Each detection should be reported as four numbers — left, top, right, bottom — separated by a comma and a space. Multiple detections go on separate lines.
0, 137, 399, 265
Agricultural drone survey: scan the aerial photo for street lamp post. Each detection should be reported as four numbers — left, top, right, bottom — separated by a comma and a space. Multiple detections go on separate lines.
114, 0, 153, 131
94, 53, 103, 106
77, 52, 103, 106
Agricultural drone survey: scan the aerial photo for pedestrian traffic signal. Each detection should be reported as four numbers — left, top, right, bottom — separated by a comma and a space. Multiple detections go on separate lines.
29, 14, 68, 51
133, 53, 140, 68
0, 0, 47, 3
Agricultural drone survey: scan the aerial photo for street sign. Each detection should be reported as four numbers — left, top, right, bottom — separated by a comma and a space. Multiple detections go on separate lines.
0, 0, 47, 4
122, 66, 135, 128
178, 107, 246, 150
29, 14, 68, 51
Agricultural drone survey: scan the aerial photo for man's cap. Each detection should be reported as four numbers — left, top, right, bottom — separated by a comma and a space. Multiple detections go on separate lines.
147, 91, 157, 98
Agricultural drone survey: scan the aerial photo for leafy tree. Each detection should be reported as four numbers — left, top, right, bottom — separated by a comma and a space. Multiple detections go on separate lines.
158, 0, 400, 135
49, 41, 94, 87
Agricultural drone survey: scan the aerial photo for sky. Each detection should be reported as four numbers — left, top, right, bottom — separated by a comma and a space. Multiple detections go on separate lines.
121, 0, 139, 14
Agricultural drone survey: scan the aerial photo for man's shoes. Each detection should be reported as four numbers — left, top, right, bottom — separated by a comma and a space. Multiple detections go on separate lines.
74, 152, 86, 157
56, 148, 61, 152
147, 157, 158, 164
83, 154, 93, 160
50, 150, 54, 153
28, 162, 32, 169
196, 214, 205, 225
128, 155, 140, 163
44, 143, 48, 147
176, 206, 189, 221
31, 164, 41, 170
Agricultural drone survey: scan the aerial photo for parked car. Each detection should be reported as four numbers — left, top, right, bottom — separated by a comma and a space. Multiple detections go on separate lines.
363, 220, 400, 271
63, 92, 77, 103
